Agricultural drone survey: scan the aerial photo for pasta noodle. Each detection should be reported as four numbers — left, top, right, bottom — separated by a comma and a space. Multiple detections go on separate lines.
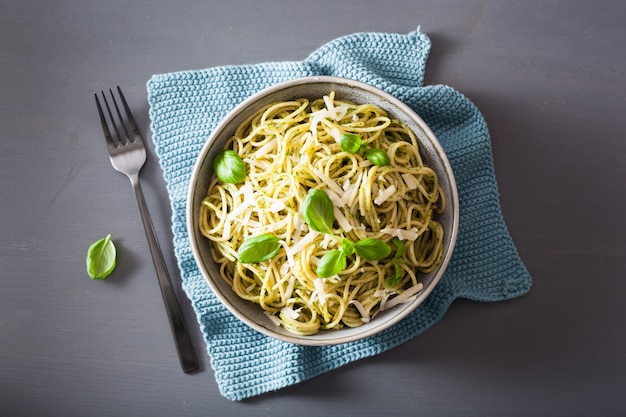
199, 92, 445, 335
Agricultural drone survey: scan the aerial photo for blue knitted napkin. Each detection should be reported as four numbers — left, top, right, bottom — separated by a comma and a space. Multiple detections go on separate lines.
146, 30, 531, 401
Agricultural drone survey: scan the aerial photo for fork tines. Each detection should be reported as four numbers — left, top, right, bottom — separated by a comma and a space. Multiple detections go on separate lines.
95, 86, 143, 148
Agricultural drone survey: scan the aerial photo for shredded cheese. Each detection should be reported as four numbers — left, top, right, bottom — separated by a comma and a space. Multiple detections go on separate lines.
309, 111, 327, 137
340, 172, 362, 207
401, 173, 420, 190
254, 140, 277, 158
334, 207, 353, 232
325, 188, 345, 208
312, 168, 344, 196
374, 185, 396, 205
269, 200, 286, 212
281, 241, 296, 267
334, 104, 349, 121
313, 278, 326, 306
228, 183, 255, 219
221, 218, 231, 240
323, 95, 336, 120
349, 300, 371, 323
286, 229, 318, 258
280, 306, 301, 320
383, 283, 424, 310
380, 227, 420, 241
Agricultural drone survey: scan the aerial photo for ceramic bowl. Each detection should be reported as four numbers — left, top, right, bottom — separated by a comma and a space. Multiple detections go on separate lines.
187, 76, 459, 345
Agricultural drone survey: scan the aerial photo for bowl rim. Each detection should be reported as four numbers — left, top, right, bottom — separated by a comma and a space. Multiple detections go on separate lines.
186, 75, 459, 345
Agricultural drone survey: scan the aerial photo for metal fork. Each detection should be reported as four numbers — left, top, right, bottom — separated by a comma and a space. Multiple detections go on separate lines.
95, 86, 198, 373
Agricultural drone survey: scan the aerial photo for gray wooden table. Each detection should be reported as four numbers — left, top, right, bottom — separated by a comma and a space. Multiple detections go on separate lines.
2, 1, 625, 416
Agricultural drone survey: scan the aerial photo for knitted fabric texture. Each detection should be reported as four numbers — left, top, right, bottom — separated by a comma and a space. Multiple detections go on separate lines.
146, 30, 532, 401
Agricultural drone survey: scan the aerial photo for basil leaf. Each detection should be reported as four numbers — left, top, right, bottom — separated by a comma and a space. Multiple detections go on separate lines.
391, 237, 406, 261
386, 263, 404, 287
385, 238, 406, 287
213, 149, 246, 184
316, 250, 347, 278
354, 238, 391, 261
237, 233, 281, 263
365, 148, 390, 166
339, 133, 362, 153
302, 188, 335, 234
341, 238, 355, 256
86, 234, 116, 279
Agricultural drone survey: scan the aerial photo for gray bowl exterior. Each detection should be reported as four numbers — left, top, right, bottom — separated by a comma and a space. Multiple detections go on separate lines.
187, 76, 459, 346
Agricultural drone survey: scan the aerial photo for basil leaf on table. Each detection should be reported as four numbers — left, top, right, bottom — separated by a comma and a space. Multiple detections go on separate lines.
365, 148, 391, 166
354, 238, 392, 261
237, 233, 281, 263
86, 234, 116, 280
213, 149, 246, 184
339, 133, 362, 153
316, 249, 347, 278
302, 188, 335, 234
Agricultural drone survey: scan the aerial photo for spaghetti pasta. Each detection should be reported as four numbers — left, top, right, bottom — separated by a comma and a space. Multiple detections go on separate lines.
199, 92, 445, 335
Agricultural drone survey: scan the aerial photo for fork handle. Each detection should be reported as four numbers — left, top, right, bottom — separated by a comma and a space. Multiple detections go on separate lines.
130, 174, 199, 373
